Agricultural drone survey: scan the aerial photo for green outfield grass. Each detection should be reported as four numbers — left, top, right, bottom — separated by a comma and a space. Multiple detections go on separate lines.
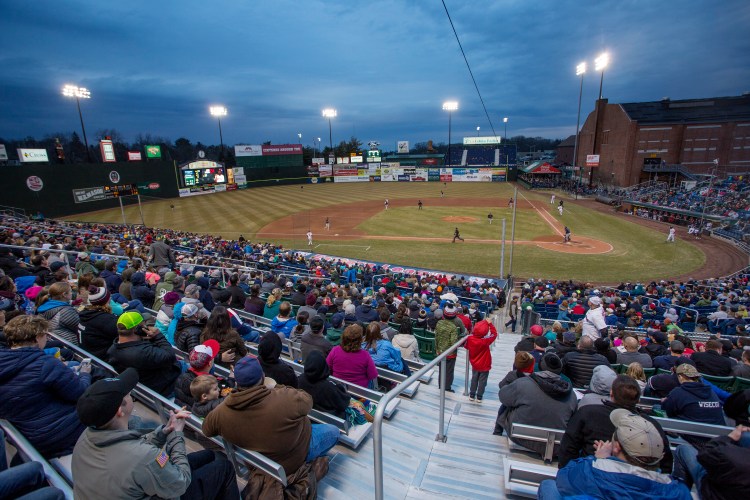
67, 182, 706, 282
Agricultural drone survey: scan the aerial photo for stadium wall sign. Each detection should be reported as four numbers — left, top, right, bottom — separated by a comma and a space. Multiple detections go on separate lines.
178, 184, 227, 197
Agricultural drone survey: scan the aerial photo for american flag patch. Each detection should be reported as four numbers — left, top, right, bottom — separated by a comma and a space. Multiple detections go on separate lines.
155, 449, 169, 468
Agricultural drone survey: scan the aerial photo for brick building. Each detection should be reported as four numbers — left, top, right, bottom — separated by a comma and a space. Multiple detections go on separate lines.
574, 94, 750, 187
555, 135, 576, 166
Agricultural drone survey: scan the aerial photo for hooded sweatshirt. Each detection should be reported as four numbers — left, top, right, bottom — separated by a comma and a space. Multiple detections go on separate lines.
297, 351, 350, 418
130, 272, 155, 309
152, 271, 176, 311
258, 333, 298, 388
202, 383, 312, 474
578, 365, 617, 408
498, 371, 578, 456
392, 333, 419, 362
271, 315, 297, 339
78, 308, 119, 360
465, 319, 498, 371
38, 299, 80, 344
662, 381, 726, 425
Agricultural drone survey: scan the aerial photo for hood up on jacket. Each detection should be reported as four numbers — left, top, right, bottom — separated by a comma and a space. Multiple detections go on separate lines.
130, 272, 146, 287
589, 365, 617, 395
258, 332, 282, 364
195, 277, 210, 290
303, 351, 330, 383
163, 272, 177, 284
225, 384, 270, 411
530, 370, 573, 399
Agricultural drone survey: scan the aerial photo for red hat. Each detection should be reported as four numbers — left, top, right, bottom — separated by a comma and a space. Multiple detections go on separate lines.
189, 340, 220, 370
530, 324, 543, 336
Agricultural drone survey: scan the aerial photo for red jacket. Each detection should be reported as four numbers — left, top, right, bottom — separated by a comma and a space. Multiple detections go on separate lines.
465, 320, 497, 371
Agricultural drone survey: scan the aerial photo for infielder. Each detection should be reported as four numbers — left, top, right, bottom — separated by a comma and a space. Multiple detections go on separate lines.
666, 226, 676, 243
307, 230, 313, 246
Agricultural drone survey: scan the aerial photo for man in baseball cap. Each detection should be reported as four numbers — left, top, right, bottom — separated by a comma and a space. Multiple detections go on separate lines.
72, 368, 238, 499
582, 295, 608, 341
661, 363, 726, 427
540, 408, 690, 499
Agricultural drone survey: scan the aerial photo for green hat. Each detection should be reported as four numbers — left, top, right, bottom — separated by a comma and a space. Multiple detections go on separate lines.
117, 311, 144, 330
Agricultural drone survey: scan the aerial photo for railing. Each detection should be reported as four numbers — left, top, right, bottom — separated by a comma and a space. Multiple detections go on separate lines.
373, 336, 469, 500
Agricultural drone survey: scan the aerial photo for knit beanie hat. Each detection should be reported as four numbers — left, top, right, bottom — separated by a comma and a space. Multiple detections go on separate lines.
88, 286, 111, 306
514, 351, 535, 374
163, 291, 180, 305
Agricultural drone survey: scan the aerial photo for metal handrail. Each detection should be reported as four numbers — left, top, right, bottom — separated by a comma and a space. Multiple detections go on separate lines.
373, 335, 468, 500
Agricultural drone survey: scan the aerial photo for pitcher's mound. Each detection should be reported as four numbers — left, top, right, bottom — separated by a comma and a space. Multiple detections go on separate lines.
442, 216, 477, 223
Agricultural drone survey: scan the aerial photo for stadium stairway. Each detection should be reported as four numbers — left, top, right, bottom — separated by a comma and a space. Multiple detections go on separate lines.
318, 322, 523, 499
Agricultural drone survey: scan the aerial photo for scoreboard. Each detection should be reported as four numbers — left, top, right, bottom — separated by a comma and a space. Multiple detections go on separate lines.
103, 184, 139, 197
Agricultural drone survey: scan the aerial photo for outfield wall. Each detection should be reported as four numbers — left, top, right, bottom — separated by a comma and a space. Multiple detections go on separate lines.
307, 165, 507, 183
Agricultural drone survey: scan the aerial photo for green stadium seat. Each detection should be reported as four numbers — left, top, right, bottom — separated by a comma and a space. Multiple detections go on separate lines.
610, 364, 624, 374
642, 368, 656, 378
701, 374, 735, 391
656, 368, 672, 375
731, 377, 750, 393
414, 330, 436, 361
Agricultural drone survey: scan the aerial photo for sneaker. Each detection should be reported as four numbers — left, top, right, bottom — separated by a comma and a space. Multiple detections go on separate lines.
477, 397, 483, 403
469, 395, 475, 401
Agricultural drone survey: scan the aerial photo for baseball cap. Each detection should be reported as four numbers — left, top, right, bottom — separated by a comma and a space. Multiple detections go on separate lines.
675, 363, 699, 378
589, 296, 602, 306
610, 409, 664, 465
563, 331, 577, 342
77, 252, 89, 260
117, 311, 144, 330
76, 368, 139, 428
189, 340, 220, 370
181, 303, 199, 318
50, 261, 67, 272
234, 355, 264, 387
285, 281, 293, 288
670, 340, 685, 353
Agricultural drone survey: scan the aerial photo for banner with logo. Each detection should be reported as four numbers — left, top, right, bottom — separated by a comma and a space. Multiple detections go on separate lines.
100, 140, 116, 162
178, 184, 227, 197
235, 145, 262, 157
319, 165, 332, 176
262, 144, 302, 156
72, 187, 107, 203
463, 136, 501, 145
17, 148, 49, 163
145, 145, 161, 159
586, 154, 600, 167
127, 151, 142, 161
397, 141, 409, 153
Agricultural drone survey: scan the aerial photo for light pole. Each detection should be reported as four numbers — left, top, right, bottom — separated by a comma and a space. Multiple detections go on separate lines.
476, 126, 480, 137
442, 101, 458, 166
503, 117, 508, 142
297, 133, 302, 145
573, 61, 586, 199
62, 84, 92, 162
322, 108, 336, 154
209, 106, 227, 160
595, 52, 609, 100
590, 52, 609, 187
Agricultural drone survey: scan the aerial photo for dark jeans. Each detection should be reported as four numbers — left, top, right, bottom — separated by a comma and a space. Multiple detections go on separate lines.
182, 450, 240, 500
470, 370, 489, 399
439, 356, 457, 391
1, 428, 64, 500
504, 318, 517, 333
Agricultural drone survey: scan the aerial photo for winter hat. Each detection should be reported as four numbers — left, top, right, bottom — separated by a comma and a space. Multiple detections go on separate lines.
539, 352, 563, 374
163, 291, 180, 305
24, 285, 44, 301
182, 303, 199, 318
443, 302, 457, 318
50, 261, 67, 272
530, 324, 543, 337
88, 286, 111, 306
472, 320, 490, 337
514, 351, 535, 374
189, 340, 219, 370
234, 355, 264, 387
77, 252, 89, 260
419, 309, 427, 318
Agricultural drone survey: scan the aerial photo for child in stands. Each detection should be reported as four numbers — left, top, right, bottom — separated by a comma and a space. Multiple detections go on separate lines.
465, 317, 498, 402
190, 374, 225, 418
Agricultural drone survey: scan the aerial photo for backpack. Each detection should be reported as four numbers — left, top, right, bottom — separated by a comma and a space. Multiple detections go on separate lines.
434, 319, 458, 354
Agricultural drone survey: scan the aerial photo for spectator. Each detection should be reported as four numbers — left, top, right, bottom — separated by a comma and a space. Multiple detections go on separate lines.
0, 315, 91, 458
181, 284, 210, 321
36, 282, 80, 344
497, 357, 577, 458
551, 330, 577, 357
73, 368, 238, 499
465, 317, 498, 402
691, 339, 733, 376
562, 336, 610, 388
130, 272, 155, 309
200, 306, 247, 368
75, 252, 98, 277
435, 303, 462, 392
244, 284, 265, 316
391, 318, 419, 362
271, 301, 297, 340
257, 332, 298, 388
355, 296, 379, 323
559, 375, 672, 471
99, 259, 122, 295
174, 303, 204, 353
326, 324, 378, 389
540, 410, 690, 500
672, 425, 750, 500
363, 322, 408, 375
616, 336, 653, 368
203, 355, 338, 475
224, 274, 246, 310
514, 324, 542, 353
578, 365, 616, 408
644, 330, 669, 358
625, 362, 648, 392
298, 350, 350, 419
0, 427, 64, 499
174, 340, 220, 406
325, 313, 345, 346
662, 363, 725, 426
530, 336, 549, 366
653, 340, 690, 371
732, 350, 750, 378
78, 285, 118, 359
190, 374, 226, 418
594, 337, 617, 363
378, 309, 397, 341
263, 288, 283, 320
582, 296, 608, 340
300, 316, 332, 364
107, 311, 182, 397
289, 311, 310, 343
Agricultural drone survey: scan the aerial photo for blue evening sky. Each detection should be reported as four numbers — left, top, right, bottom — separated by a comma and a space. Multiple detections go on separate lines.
1, 0, 748, 149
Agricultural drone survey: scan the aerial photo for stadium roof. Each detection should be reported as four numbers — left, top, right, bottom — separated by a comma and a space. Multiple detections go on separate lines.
620, 94, 750, 124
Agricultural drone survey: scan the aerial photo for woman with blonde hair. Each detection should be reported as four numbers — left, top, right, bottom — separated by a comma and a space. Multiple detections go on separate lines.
625, 362, 647, 392
36, 282, 80, 344
263, 287, 283, 320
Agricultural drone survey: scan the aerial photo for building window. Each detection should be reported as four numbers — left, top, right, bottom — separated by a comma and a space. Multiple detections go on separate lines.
602, 130, 610, 145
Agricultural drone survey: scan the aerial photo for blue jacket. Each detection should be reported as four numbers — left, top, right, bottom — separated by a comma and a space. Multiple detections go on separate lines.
366, 339, 404, 372
100, 269, 122, 294
195, 277, 215, 312
271, 316, 297, 338
555, 456, 691, 500
662, 381, 725, 425
0, 347, 91, 458
354, 303, 379, 323
130, 272, 155, 309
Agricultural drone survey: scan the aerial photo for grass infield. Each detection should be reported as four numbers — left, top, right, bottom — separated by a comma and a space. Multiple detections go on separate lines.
67, 182, 705, 282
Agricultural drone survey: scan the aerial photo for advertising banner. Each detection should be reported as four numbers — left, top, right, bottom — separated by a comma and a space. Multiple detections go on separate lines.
428, 168, 440, 181
0, 144, 8, 161
178, 184, 227, 197
420, 158, 438, 165
319, 165, 332, 176
232, 167, 244, 176
17, 148, 49, 163
350, 155, 363, 163
381, 168, 397, 182
586, 154, 600, 167
463, 136, 501, 145
127, 151, 142, 161
333, 175, 369, 183
235, 145, 262, 157
306, 165, 319, 176
144, 145, 161, 159
397, 174, 410, 182
334, 168, 357, 176
336, 157, 350, 164
397, 141, 409, 153
261, 144, 302, 156
312, 157, 326, 165
233, 174, 247, 184
440, 174, 453, 182
72, 186, 107, 203
100, 140, 116, 162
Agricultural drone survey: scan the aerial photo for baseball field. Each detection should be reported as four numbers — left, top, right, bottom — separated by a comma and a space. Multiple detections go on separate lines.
67, 181, 747, 283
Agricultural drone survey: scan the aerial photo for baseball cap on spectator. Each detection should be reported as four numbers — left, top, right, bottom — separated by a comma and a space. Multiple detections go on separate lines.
88, 286, 110, 306
589, 296, 602, 306
610, 409, 664, 466
676, 363, 699, 378
650, 331, 667, 343
210, 269, 221, 278
189, 340, 220, 370
182, 303, 199, 318
77, 252, 89, 260
184, 284, 200, 297
534, 336, 549, 348
234, 355, 264, 387
530, 324, 543, 337
77, 368, 139, 428
285, 281, 294, 288
163, 291, 180, 305
117, 311, 144, 330
49, 261, 67, 273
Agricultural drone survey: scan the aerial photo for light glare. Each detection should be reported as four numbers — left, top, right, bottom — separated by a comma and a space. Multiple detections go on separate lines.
576, 62, 587, 76
62, 84, 91, 99
595, 53, 609, 71
442, 101, 458, 111
322, 108, 337, 118
209, 106, 227, 117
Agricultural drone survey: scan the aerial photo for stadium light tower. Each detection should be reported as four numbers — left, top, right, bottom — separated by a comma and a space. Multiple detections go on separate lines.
442, 101, 458, 166
503, 117, 508, 141
297, 132, 302, 144
595, 52, 609, 99
209, 105, 228, 160
62, 84, 92, 162
573, 62, 586, 199
316, 137, 321, 156
476, 126, 480, 137
322, 108, 337, 152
